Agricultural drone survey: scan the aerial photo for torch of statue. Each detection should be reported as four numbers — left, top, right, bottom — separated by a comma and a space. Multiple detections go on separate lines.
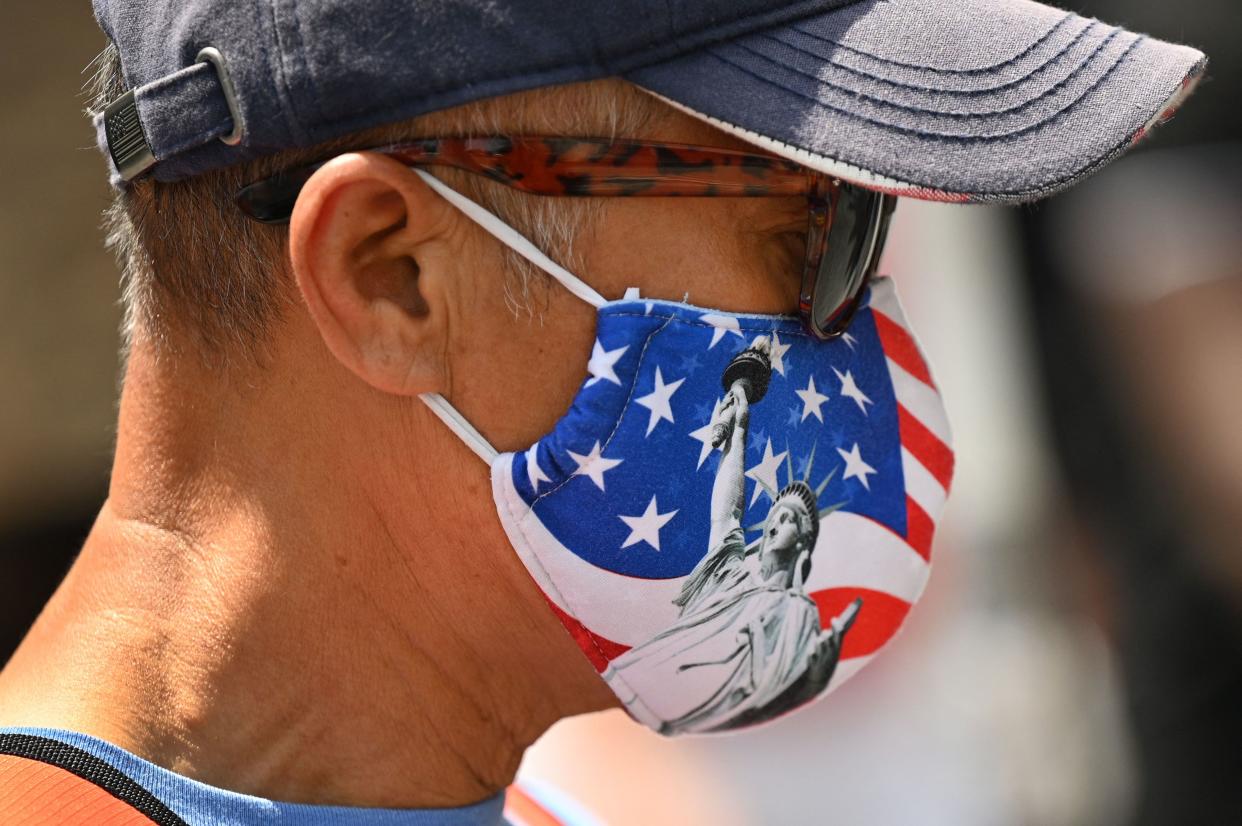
721, 336, 774, 404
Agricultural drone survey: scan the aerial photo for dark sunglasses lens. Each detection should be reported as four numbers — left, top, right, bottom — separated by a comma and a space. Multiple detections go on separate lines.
812, 186, 895, 337
236, 167, 319, 224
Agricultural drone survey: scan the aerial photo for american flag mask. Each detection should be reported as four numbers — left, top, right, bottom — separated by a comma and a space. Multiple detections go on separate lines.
416, 171, 954, 736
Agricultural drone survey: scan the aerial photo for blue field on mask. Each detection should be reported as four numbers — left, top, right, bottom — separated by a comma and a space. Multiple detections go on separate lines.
509, 288, 907, 580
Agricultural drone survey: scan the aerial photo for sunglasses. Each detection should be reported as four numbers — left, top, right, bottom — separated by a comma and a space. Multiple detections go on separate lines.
235, 137, 897, 339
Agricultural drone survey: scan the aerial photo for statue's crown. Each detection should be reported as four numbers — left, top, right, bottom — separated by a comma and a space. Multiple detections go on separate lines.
747, 439, 845, 543
774, 480, 821, 546
775, 480, 818, 519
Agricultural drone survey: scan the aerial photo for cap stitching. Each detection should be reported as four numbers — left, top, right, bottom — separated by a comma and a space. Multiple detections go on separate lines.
755, 17, 1098, 97
724, 25, 1120, 120
789, 10, 1074, 75
700, 32, 1141, 142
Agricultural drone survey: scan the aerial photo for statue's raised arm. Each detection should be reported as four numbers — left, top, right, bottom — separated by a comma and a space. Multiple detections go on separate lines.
675, 336, 775, 612
707, 382, 749, 550
707, 336, 773, 551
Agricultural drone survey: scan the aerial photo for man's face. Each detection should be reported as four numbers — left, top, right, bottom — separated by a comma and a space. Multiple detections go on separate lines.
447, 95, 808, 453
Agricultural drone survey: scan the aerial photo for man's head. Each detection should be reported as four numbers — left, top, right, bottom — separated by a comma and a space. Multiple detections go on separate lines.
81, 0, 1206, 748
85, 45, 836, 754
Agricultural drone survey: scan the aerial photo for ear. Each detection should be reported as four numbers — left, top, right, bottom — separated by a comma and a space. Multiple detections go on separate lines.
288, 152, 460, 396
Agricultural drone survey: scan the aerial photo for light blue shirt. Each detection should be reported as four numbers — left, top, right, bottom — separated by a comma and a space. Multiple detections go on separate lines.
0, 727, 508, 825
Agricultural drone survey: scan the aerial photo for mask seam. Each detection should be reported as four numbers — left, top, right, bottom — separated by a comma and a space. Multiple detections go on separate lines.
600, 275, 878, 328
505, 313, 678, 710
525, 312, 678, 511
496, 457, 647, 709
602, 310, 816, 340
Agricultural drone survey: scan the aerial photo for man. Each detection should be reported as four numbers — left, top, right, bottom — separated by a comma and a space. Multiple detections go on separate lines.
0, 0, 1204, 823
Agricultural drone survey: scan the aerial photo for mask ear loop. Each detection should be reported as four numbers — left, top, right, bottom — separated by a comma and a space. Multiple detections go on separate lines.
410, 169, 607, 464
412, 169, 607, 308
418, 392, 498, 464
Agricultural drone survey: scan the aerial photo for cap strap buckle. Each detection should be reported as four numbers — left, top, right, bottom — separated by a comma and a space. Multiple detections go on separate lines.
98, 45, 244, 184
195, 47, 244, 146
102, 90, 156, 182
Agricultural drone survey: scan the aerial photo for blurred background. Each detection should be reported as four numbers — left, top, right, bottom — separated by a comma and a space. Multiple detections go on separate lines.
2, 3, 1239, 824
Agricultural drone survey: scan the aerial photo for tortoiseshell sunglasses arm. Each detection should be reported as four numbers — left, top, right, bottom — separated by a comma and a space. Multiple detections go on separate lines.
235, 137, 822, 223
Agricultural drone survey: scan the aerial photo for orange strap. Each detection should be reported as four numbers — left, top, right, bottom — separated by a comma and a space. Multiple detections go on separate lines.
503, 783, 566, 826
0, 753, 156, 826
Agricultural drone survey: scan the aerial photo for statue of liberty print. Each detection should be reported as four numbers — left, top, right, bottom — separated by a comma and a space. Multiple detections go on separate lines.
604, 336, 863, 734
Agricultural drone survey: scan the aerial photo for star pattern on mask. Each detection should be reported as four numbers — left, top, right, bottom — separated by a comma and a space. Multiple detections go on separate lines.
525, 442, 550, 492
618, 495, 678, 551
842, 331, 858, 350
497, 290, 934, 590
795, 451, 812, 480
688, 417, 717, 471
748, 425, 769, 455
700, 313, 744, 349
833, 367, 873, 415
837, 442, 877, 491
769, 331, 791, 376
635, 366, 685, 436
745, 439, 789, 506
568, 440, 623, 491
679, 352, 704, 375
796, 375, 830, 423
828, 426, 848, 452
586, 340, 628, 387
496, 267, 934, 592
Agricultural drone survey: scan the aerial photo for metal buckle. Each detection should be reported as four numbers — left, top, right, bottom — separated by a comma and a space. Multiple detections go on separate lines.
196, 46, 244, 146
103, 91, 156, 182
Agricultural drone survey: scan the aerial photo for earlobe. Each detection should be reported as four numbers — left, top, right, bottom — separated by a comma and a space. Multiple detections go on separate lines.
288, 152, 456, 397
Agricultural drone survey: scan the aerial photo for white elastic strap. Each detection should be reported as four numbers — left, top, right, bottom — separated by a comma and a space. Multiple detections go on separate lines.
413, 169, 607, 309
419, 392, 499, 465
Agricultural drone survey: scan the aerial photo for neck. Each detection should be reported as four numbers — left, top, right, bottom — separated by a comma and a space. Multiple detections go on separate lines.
0, 333, 614, 807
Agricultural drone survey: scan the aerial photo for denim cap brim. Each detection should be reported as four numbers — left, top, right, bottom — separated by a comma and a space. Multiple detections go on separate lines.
625, 0, 1207, 203
92, 0, 1205, 203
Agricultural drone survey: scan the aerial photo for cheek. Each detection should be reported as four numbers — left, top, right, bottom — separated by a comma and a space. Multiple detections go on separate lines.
449, 263, 601, 452
581, 199, 798, 315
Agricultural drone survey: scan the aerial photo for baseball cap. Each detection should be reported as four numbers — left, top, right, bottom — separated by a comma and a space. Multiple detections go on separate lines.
93, 0, 1206, 203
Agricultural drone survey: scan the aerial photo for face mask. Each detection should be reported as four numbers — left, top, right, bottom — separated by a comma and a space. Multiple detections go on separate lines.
414, 170, 954, 736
